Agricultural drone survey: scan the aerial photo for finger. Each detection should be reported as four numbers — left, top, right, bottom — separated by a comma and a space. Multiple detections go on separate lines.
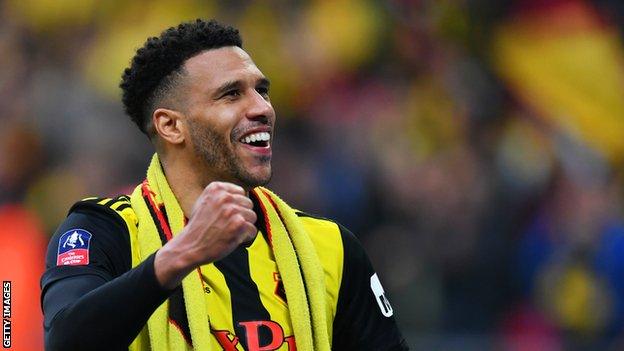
231, 214, 257, 234
206, 181, 245, 195
237, 207, 257, 224
241, 222, 258, 240
237, 221, 258, 240
231, 194, 253, 209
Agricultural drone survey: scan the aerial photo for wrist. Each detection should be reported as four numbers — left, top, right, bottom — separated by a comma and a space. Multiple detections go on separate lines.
154, 242, 196, 290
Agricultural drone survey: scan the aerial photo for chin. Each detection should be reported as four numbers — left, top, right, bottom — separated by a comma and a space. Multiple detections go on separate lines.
238, 167, 272, 189
250, 172, 272, 188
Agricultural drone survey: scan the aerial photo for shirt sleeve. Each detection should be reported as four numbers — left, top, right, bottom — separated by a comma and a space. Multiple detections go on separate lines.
331, 224, 409, 351
40, 202, 173, 351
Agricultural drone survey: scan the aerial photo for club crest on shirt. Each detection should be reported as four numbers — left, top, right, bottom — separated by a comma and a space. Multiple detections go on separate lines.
56, 229, 92, 266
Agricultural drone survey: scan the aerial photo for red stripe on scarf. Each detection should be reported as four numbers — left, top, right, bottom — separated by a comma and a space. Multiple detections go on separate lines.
141, 180, 173, 242
253, 188, 274, 247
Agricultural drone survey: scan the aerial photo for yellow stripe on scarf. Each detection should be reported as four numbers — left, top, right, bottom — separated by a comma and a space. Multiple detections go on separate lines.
130, 155, 210, 351
253, 188, 331, 351
129, 154, 331, 350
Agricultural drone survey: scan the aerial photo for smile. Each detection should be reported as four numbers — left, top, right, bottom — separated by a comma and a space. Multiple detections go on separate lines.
239, 131, 270, 148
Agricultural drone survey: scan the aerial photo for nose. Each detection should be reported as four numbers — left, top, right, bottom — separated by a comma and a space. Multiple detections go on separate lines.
245, 89, 274, 122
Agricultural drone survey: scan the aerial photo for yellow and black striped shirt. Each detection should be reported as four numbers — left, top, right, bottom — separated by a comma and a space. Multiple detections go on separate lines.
41, 195, 408, 350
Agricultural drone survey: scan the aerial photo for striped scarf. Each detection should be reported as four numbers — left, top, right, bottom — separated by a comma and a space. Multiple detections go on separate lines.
129, 154, 331, 351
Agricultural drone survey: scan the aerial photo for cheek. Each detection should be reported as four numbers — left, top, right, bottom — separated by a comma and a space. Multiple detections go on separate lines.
208, 109, 240, 140
191, 113, 234, 140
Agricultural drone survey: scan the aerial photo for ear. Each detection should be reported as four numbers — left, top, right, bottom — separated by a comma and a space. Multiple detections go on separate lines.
153, 108, 186, 145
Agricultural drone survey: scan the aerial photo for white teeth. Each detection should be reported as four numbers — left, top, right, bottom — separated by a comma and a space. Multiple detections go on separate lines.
240, 132, 270, 144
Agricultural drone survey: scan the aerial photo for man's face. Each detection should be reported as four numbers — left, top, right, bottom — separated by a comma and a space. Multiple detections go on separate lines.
180, 47, 275, 189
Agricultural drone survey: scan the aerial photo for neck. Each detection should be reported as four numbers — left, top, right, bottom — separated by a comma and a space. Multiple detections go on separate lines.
158, 152, 252, 217
159, 153, 206, 217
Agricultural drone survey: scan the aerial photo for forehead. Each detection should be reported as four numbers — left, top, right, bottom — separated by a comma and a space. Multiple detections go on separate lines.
182, 46, 263, 88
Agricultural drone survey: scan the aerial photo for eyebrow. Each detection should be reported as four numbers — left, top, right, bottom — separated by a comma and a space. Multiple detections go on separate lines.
213, 80, 242, 99
213, 77, 271, 99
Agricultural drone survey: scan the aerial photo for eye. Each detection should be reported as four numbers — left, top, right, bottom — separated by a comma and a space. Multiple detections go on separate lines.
256, 86, 270, 99
222, 89, 241, 99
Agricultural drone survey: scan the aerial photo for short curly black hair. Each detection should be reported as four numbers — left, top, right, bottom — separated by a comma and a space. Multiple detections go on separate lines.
120, 19, 242, 137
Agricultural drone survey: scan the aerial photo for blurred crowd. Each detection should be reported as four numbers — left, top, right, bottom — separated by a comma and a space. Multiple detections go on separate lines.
1, 0, 624, 350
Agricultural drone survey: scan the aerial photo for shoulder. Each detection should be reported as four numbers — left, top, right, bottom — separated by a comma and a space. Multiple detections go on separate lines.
295, 211, 345, 253
41, 195, 136, 291
48, 195, 137, 269
56, 195, 135, 247
69, 195, 137, 232
295, 211, 365, 259
295, 211, 341, 236
295, 211, 370, 286
62, 195, 138, 266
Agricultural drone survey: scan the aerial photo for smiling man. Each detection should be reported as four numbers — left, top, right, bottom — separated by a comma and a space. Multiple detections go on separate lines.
40, 20, 408, 351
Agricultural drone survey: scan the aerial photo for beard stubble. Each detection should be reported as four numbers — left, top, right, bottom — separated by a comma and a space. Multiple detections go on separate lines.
187, 119, 271, 188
